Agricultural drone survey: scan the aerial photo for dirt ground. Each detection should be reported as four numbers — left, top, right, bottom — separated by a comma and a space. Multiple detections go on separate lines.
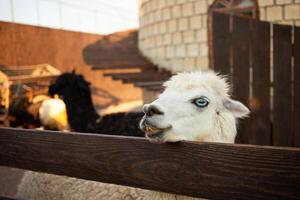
0, 166, 24, 197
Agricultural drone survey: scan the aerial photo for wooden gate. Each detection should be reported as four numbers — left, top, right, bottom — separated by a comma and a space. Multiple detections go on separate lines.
212, 12, 300, 147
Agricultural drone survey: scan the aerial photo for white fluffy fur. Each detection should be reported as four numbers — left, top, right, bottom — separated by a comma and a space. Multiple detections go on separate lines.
141, 70, 249, 144
39, 98, 69, 131
17, 70, 249, 200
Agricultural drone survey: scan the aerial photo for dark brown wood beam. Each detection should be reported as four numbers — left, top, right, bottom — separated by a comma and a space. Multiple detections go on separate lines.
121, 76, 169, 84
104, 72, 170, 79
91, 62, 154, 70
1, 128, 300, 199
134, 81, 165, 87
0, 196, 21, 200
142, 85, 164, 92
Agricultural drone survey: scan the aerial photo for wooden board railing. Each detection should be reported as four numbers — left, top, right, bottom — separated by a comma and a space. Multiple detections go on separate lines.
0, 196, 21, 200
0, 127, 300, 199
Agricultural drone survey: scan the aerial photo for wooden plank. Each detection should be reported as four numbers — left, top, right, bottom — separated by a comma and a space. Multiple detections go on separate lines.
105, 71, 171, 84
91, 62, 154, 70
122, 77, 169, 84
86, 59, 152, 65
142, 84, 164, 91
83, 55, 146, 61
294, 26, 300, 147
273, 24, 293, 146
250, 20, 271, 145
134, 81, 165, 87
212, 12, 231, 76
107, 73, 170, 83
1, 128, 300, 199
9, 75, 57, 82
104, 72, 170, 78
143, 86, 164, 92
0, 196, 19, 200
232, 15, 251, 144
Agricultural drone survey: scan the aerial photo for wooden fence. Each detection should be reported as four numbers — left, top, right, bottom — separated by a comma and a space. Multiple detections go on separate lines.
0, 127, 300, 199
212, 12, 300, 147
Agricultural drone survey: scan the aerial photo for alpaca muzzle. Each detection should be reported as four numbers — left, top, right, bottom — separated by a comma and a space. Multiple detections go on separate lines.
143, 104, 164, 117
140, 117, 172, 140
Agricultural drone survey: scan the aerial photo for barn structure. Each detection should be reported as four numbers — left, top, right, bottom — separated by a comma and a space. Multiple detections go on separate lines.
0, 64, 60, 125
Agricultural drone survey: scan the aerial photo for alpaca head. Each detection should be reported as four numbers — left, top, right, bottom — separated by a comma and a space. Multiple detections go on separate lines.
48, 72, 99, 132
49, 72, 91, 101
140, 70, 250, 143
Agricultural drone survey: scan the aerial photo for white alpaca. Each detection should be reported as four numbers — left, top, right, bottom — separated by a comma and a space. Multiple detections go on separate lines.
39, 97, 69, 131
140, 70, 249, 144
17, 70, 249, 200
29, 95, 69, 131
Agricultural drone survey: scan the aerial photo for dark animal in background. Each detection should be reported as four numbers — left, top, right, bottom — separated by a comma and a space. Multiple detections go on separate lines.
48, 72, 144, 137
8, 92, 41, 129
8, 107, 40, 128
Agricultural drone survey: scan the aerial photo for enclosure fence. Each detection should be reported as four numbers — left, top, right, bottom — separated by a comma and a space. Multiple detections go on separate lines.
212, 12, 300, 147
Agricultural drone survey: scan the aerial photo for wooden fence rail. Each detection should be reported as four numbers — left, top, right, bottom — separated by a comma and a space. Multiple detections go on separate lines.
0, 196, 21, 200
0, 127, 300, 199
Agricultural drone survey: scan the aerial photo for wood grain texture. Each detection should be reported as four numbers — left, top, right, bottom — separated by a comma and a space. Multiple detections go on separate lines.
273, 24, 293, 146
114, 74, 169, 84
104, 72, 171, 79
0, 197, 20, 200
251, 20, 271, 145
1, 128, 300, 199
232, 16, 251, 144
294, 27, 300, 147
104, 71, 170, 90
212, 12, 231, 76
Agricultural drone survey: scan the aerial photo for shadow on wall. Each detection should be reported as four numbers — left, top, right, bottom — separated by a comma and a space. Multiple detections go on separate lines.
0, 21, 142, 112
90, 86, 120, 110
82, 30, 142, 69
81, 29, 145, 111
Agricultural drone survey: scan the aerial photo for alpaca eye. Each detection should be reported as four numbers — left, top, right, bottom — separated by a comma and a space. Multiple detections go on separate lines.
193, 97, 209, 108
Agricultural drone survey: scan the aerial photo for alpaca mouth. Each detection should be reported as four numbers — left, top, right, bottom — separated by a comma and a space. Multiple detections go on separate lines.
144, 126, 164, 137
142, 123, 171, 139
147, 131, 164, 139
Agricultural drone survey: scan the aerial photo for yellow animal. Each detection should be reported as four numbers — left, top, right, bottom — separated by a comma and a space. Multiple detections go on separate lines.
38, 95, 69, 131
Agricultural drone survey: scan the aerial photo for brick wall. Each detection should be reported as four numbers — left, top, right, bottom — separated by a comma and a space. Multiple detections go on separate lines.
259, 0, 300, 26
139, 0, 213, 72
138, 0, 300, 74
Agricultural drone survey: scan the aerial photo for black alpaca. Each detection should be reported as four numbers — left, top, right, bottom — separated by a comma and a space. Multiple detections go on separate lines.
48, 72, 144, 137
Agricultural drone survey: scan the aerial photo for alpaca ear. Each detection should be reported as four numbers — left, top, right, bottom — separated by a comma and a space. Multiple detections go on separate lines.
72, 69, 76, 74
224, 99, 250, 118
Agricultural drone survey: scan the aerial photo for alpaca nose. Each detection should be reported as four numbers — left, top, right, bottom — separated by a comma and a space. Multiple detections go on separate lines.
143, 104, 164, 117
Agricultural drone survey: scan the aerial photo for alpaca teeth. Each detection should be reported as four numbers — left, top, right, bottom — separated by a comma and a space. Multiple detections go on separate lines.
145, 126, 157, 132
